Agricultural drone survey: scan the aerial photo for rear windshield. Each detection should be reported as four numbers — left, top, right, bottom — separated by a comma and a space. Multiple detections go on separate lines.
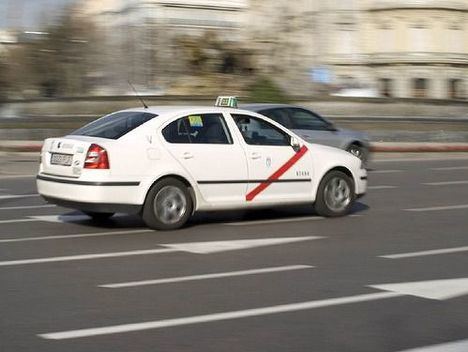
71, 111, 157, 139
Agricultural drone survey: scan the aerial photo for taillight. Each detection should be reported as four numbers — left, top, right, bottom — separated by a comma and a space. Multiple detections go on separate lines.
84, 144, 109, 169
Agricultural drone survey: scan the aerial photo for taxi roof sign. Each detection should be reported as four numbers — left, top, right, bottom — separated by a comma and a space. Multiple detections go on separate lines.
215, 96, 238, 108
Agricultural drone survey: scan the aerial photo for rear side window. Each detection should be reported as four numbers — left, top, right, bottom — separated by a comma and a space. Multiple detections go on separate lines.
162, 114, 232, 145
71, 112, 157, 139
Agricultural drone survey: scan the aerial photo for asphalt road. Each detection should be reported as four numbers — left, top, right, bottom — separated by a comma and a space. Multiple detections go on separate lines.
1, 153, 468, 352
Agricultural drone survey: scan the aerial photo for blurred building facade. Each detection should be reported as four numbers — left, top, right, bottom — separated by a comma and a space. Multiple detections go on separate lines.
77, 0, 467, 99
324, 0, 467, 100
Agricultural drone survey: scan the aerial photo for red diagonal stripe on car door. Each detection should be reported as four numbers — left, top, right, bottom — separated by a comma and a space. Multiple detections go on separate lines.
246, 145, 309, 201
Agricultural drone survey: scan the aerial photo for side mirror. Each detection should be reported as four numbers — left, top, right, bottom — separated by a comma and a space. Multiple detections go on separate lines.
290, 137, 301, 152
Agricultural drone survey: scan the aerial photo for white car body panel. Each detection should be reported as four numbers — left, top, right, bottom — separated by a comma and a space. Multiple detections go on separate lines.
37, 106, 367, 215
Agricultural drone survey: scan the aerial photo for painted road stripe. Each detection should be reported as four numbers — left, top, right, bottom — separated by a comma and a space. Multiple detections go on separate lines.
423, 180, 468, 186
0, 248, 177, 266
396, 338, 468, 352
0, 218, 38, 225
225, 214, 361, 226
0, 229, 153, 243
225, 216, 324, 226
39, 278, 468, 340
0, 174, 36, 179
100, 265, 314, 288
0, 204, 55, 211
0, 194, 40, 200
368, 185, 397, 190
39, 292, 400, 340
246, 145, 309, 201
369, 170, 402, 174
430, 166, 468, 171
405, 204, 468, 212
0, 237, 322, 265
380, 246, 468, 259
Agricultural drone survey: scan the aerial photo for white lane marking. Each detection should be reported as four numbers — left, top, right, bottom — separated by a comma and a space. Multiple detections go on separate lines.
38, 277, 468, 340
39, 292, 400, 340
29, 214, 96, 223
380, 246, 468, 259
430, 166, 468, 171
100, 265, 314, 288
0, 204, 55, 211
368, 185, 397, 190
396, 338, 468, 352
0, 218, 38, 225
423, 180, 468, 186
0, 194, 40, 200
369, 170, 402, 174
160, 236, 324, 254
225, 216, 324, 226
29, 214, 127, 223
0, 237, 323, 265
0, 229, 153, 243
0, 174, 36, 179
405, 204, 468, 212
369, 278, 468, 300
0, 248, 178, 267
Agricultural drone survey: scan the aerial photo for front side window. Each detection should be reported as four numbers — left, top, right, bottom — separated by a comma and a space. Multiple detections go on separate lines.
162, 113, 232, 145
260, 108, 293, 129
288, 108, 330, 131
232, 114, 290, 146
72, 111, 157, 139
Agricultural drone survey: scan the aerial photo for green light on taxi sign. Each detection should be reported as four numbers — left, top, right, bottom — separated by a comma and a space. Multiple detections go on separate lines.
215, 96, 238, 108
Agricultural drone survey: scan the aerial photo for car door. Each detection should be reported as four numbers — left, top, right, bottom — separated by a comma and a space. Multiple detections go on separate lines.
161, 113, 248, 205
230, 113, 313, 203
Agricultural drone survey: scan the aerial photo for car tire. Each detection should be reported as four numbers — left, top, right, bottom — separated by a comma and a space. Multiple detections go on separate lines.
142, 178, 193, 231
347, 143, 368, 163
83, 211, 114, 221
314, 170, 355, 217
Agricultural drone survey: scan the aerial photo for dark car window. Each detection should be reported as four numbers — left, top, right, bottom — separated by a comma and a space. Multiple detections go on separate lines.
288, 108, 330, 131
232, 114, 290, 146
71, 111, 157, 139
260, 108, 293, 129
162, 114, 232, 145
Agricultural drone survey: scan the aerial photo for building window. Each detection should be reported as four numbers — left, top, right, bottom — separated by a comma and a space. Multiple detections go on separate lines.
449, 79, 464, 100
413, 78, 428, 98
379, 78, 393, 98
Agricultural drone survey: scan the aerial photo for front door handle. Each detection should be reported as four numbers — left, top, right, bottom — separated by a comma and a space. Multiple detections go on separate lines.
251, 152, 261, 160
182, 152, 194, 160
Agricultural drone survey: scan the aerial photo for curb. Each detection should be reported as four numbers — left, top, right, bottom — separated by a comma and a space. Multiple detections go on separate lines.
2, 142, 468, 153
370, 143, 468, 153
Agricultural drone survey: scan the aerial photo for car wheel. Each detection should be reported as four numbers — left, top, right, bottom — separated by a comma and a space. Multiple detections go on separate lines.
142, 178, 193, 231
347, 143, 367, 162
83, 211, 114, 221
314, 170, 355, 217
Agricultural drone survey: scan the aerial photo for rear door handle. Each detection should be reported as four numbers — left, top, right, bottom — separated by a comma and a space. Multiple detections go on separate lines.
182, 152, 194, 160
251, 152, 261, 160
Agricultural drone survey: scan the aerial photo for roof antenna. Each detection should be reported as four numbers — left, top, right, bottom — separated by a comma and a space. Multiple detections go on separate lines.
127, 80, 148, 109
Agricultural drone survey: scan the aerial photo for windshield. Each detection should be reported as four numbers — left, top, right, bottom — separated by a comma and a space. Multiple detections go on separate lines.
71, 111, 157, 139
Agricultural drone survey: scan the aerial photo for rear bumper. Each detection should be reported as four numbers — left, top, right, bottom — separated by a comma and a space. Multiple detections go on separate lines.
41, 196, 141, 214
36, 174, 143, 214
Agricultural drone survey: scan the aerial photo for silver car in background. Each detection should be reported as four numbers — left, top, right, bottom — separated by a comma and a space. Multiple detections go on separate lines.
242, 104, 370, 162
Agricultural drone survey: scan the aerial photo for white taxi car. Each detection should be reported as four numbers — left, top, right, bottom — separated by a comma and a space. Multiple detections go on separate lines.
37, 97, 367, 230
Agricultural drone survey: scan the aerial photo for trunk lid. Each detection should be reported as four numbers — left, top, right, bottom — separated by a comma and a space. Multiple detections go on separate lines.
41, 137, 94, 178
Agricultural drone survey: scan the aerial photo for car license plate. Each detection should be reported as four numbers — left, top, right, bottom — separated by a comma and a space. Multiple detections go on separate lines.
50, 153, 73, 166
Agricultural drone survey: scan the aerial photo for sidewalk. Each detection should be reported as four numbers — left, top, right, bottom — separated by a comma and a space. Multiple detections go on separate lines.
2, 140, 468, 153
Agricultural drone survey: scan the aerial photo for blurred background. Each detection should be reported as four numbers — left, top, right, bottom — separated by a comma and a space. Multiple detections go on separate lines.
0, 0, 467, 144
